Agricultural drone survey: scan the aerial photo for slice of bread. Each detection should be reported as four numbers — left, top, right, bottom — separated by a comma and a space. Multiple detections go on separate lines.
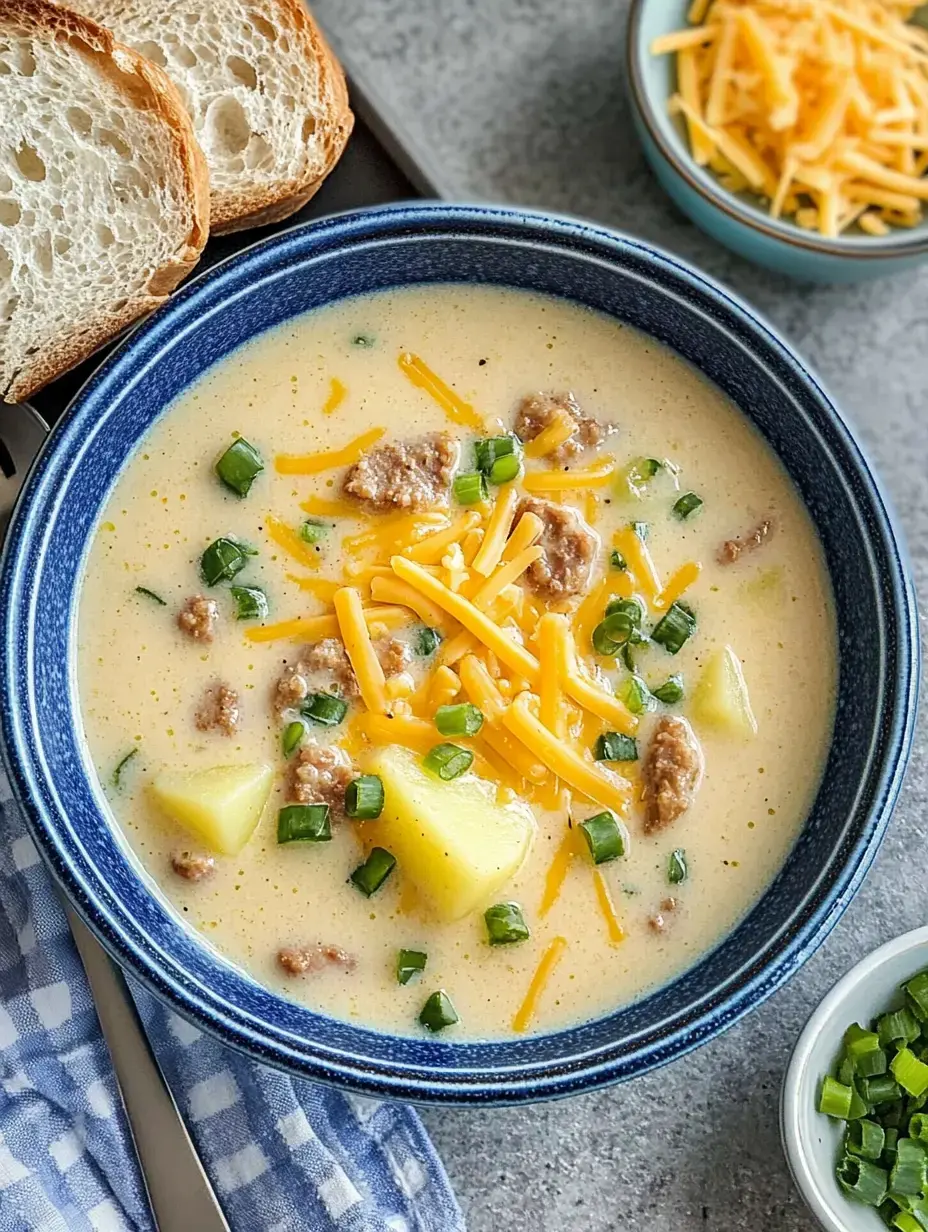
0, 0, 209, 404
76, 0, 355, 234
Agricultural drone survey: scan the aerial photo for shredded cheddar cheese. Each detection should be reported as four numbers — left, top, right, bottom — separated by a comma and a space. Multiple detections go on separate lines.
275, 426, 385, 475
501, 511, 543, 562
512, 936, 568, 1033
264, 514, 323, 571
299, 494, 367, 519
654, 560, 702, 610
521, 458, 616, 492
243, 606, 409, 644
404, 511, 481, 565
654, 0, 928, 237
538, 833, 576, 918
321, 377, 348, 415
471, 484, 519, 576
369, 575, 449, 629
333, 587, 388, 714
522, 409, 577, 458
397, 352, 485, 431
537, 613, 569, 739
592, 870, 626, 945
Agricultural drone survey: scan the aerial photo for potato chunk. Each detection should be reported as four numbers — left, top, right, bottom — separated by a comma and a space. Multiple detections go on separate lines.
150, 763, 273, 856
368, 745, 535, 921
691, 646, 757, 738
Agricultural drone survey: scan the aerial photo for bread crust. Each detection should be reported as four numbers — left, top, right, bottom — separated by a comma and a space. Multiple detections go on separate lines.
207, 1, 354, 234
0, 0, 209, 403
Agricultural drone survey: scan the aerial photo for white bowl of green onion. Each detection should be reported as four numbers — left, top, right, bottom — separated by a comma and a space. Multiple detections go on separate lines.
782, 927, 928, 1231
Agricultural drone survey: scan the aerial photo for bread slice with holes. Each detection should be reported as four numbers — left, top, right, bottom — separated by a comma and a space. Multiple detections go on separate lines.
75, 0, 355, 234
0, 0, 209, 404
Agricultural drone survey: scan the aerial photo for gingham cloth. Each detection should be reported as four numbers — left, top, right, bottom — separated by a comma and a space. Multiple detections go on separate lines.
0, 774, 464, 1232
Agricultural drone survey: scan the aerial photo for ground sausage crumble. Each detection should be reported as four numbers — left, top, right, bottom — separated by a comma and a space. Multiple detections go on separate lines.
170, 851, 215, 882
718, 518, 774, 565
290, 742, 354, 816
514, 391, 613, 463
643, 716, 704, 834
277, 944, 357, 976
517, 496, 598, 600
343, 432, 458, 511
195, 682, 240, 736
177, 595, 218, 642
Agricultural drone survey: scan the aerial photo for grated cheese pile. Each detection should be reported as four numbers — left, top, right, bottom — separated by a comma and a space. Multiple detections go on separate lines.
652, 0, 928, 238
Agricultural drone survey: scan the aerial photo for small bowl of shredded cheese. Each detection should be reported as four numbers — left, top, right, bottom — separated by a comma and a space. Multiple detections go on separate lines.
627, 0, 928, 280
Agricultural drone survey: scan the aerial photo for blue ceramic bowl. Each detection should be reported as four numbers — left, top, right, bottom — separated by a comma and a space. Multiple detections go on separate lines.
0, 204, 918, 1103
627, 0, 928, 281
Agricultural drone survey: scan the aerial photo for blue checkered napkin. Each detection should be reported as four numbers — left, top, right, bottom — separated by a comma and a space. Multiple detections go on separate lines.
0, 776, 465, 1232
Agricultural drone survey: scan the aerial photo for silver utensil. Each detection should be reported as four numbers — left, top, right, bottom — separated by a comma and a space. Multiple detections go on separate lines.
67, 907, 231, 1232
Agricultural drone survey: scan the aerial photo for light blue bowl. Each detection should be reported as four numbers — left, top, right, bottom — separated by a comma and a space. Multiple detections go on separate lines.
0, 204, 918, 1103
627, 0, 928, 281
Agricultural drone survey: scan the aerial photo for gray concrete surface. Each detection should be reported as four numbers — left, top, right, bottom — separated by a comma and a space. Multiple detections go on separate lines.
313, 3, 928, 1227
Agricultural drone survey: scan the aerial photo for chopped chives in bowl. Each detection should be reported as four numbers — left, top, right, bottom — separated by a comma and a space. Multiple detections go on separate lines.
578, 811, 627, 865
135, 585, 166, 605
652, 674, 684, 705
419, 989, 458, 1032
651, 601, 697, 655
416, 626, 442, 657
593, 732, 638, 763
281, 720, 305, 758
673, 491, 703, 520
300, 692, 348, 727
818, 964, 928, 1219
299, 519, 329, 545
200, 536, 257, 586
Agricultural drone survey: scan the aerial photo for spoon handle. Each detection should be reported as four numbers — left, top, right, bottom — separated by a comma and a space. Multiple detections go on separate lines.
66, 905, 231, 1232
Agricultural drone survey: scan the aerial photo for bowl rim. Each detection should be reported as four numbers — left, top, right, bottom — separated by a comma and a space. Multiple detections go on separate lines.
0, 201, 919, 1103
781, 925, 928, 1231
626, 0, 928, 261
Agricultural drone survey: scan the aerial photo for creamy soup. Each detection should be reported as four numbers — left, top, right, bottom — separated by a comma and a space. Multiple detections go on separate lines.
77, 285, 836, 1040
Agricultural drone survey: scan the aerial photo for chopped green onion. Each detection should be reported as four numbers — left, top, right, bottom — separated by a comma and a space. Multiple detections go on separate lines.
884, 1127, 900, 1160
892, 1050, 928, 1098
489, 453, 522, 485
591, 619, 623, 657
836, 1155, 888, 1207
618, 675, 653, 714
484, 902, 530, 946
880, 1008, 922, 1047
820, 1076, 854, 1119
673, 491, 703, 520
863, 1076, 903, 1105
301, 692, 348, 727
910, 1114, 928, 1143
623, 456, 664, 498
849, 1084, 872, 1121
215, 438, 264, 497
200, 536, 257, 586
905, 972, 928, 1020
847, 1024, 883, 1060
474, 435, 518, 475
891, 1212, 925, 1232
890, 1139, 928, 1196
299, 519, 329, 545
435, 703, 484, 738
230, 585, 268, 621
453, 471, 488, 506
112, 747, 139, 788
621, 643, 636, 674
282, 720, 305, 757
397, 949, 427, 985
633, 521, 649, 541
610, 549, 627, 571
593, 732, 638, 762
651, 601, 697, 655
135, 586, 166, 606
578, 811, 627, 865
606, 596, 645, 626
847, 1119, 886, 1161
652, 675, 685, 705
419, 990, 458, 1032
839, 1056, 856, 1087
350, 847, 396, 897
423, 743, 473, 781
883, 1100, 906, 1130
277, 804, 331, 844
857, 1048, 889, 1078
353, 332, 375, 348
668, 848, 688, 884
344, 775, 385, 821
416, 626, 442, 657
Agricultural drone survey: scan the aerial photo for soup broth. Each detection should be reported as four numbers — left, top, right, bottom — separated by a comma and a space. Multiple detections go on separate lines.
77, 285, 836, 1039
